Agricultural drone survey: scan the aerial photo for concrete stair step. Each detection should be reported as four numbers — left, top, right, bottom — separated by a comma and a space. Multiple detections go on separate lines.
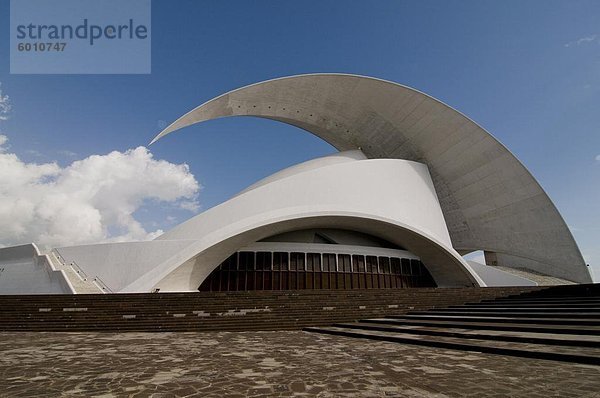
395, 314, 600, 326
407, 310, 600, 319
455, 303, 600, 308
424, 306, 600, 314
303, 326, 600, 365
361, 318, 600, 335
333, 321, 600, 347
482, 297, 600, 303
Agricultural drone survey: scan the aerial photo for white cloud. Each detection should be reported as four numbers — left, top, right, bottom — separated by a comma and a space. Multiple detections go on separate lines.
595, 154, 600, 162
0, 135, 8, 150
0, 134, 201, 250
565, 34, 598, 47
0, 84, 10, 121
179, 199, 200, 212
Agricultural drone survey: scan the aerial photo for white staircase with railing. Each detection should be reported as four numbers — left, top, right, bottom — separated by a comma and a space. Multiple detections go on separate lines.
49, 250, 105, 294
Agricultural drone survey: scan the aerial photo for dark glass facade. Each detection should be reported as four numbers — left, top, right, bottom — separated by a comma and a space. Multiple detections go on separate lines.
199, 251, 436, 291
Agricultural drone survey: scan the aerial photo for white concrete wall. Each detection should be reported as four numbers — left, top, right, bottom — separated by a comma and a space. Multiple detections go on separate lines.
490, 252, 587, 283
0, 244, 72, 294
467, 261, 536, 287
236, 150, 367, 196
158, 156, 454, 246
54, 240, 196, 292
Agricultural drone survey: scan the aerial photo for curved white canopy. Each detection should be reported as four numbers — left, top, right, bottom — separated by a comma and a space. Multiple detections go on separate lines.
152, 73, 591, 283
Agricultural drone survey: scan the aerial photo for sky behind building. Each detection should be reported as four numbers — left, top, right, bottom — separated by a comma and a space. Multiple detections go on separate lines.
0, 0, 598, 279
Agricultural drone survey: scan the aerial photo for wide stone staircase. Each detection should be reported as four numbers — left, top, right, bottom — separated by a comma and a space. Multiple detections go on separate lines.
305, 283, 600, 365
0, 286, 535, 333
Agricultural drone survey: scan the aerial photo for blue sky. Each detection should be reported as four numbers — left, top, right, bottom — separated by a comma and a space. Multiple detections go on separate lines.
0, 0, 598, 278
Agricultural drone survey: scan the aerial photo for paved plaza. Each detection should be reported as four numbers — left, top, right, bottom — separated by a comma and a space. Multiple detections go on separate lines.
1, 331, 599, 397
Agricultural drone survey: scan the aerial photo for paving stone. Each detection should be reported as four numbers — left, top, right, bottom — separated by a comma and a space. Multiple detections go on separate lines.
0, 331, 599, 397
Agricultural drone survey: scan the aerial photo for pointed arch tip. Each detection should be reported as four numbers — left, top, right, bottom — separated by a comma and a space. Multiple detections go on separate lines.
150, 113, 190, 145
149, 131, 167, 146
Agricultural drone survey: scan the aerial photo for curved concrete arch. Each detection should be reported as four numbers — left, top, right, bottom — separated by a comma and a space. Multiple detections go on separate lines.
151, 74, 591, 283
126, 213, 483, 293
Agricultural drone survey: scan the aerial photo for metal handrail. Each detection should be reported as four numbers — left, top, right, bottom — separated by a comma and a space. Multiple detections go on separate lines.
92, 275, 113, 293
